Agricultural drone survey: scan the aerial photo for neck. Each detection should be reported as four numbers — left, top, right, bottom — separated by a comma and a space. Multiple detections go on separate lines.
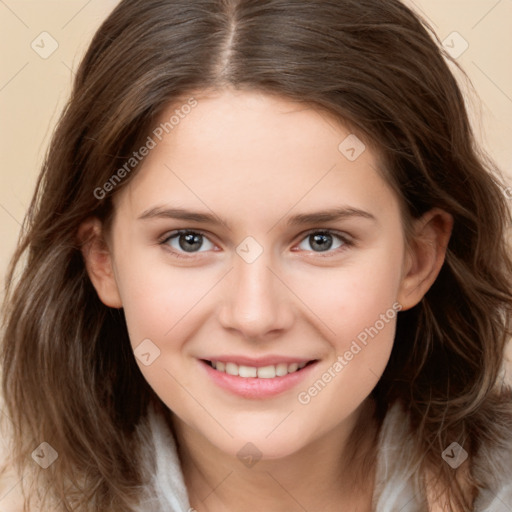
168, 398, 380, 512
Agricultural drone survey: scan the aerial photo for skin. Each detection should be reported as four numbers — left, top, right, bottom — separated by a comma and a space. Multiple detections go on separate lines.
80, 88, 453, 511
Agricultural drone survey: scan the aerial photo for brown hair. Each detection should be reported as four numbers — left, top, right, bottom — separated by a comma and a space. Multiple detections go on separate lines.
2, 0, 511, 510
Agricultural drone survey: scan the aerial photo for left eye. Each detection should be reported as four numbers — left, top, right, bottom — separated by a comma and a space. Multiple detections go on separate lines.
296, 230, 349, 254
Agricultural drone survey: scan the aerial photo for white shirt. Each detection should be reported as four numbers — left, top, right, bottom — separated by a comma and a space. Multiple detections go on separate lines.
136, 400, 512, 512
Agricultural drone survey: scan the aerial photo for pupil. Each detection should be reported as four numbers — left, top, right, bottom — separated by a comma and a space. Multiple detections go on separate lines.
179, 232, 202, 252
311, 233, 332, 252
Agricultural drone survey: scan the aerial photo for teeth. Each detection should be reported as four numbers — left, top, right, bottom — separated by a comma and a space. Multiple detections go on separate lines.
239, 365, 257, 377
209, 360, 310, 378
288, 363, 299, 373
225, 362, 238, 376
275, 363, 288, 376
257, 365, 276, 379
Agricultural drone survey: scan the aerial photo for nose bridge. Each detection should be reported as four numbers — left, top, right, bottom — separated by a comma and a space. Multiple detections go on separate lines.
218, 241, 291, 338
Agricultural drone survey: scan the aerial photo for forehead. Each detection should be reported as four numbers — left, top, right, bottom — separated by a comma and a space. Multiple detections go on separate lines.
116, 89, 397, 223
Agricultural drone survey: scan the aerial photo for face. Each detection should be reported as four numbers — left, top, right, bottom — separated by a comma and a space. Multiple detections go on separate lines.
85, 88, 445, 460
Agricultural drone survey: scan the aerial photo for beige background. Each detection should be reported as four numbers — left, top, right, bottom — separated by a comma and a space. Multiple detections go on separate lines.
1, 2, 511, 357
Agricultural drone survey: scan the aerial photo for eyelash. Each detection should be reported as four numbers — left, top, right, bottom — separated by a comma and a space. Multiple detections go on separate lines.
158, 229, 354, 259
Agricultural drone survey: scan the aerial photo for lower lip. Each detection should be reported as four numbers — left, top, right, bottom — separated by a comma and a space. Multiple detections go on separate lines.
199, 360, 318, 399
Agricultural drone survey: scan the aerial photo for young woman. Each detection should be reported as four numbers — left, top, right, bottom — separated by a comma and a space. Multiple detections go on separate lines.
1, 0, 511, 511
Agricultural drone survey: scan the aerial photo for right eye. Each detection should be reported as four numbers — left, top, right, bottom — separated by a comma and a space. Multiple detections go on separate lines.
159, 230, 216, 258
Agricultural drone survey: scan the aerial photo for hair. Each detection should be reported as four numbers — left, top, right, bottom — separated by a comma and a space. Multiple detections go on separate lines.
1, 0, 512, 510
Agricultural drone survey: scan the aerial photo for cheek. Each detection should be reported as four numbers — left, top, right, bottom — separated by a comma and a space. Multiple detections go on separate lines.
289, 244, 403, 347
114, 257, 205, 412
288, 243, 403, 410
113, 242, 208, 345
294, 266, 401, 418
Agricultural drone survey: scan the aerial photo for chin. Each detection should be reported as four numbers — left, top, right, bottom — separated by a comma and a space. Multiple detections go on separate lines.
206, 419, 310, 461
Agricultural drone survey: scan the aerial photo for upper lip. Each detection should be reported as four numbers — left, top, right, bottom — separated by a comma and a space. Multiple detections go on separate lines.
201, 355, 317, 367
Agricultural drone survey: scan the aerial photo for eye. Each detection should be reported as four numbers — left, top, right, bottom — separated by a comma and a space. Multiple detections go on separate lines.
295, 230, 352, 255
159, 228, 353, 259
160, 230, 215, 257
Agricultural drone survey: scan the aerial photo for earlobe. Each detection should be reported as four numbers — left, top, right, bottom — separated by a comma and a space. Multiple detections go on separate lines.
77, 217, 123, 308
397, 208, 453, 311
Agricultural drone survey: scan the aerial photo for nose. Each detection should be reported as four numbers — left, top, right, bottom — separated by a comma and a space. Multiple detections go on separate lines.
218, 249, 294, 341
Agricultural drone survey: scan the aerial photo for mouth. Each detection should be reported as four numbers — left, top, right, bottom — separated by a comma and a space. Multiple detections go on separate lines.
199, 356, 319, 399
202, 359, 317, 378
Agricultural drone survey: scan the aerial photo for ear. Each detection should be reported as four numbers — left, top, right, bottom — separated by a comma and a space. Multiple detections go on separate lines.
397, 208, 453, 311
77, 217, 123, 308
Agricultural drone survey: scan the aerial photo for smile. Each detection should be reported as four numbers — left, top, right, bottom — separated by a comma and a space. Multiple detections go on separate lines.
199, 358, 319, 399
204, 360, 313, 378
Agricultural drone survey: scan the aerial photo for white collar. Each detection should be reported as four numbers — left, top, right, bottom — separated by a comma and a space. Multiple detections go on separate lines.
136, 401, 512, 512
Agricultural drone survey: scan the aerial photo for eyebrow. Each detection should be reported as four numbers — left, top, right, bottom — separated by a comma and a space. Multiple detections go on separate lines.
137, 205, 376, 229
